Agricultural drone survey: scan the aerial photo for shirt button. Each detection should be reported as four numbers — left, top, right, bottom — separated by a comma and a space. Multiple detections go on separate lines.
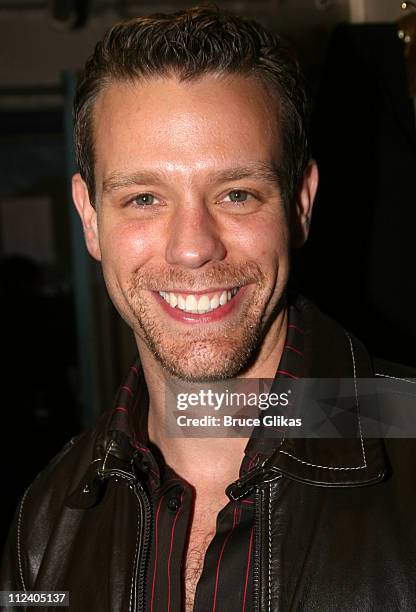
166, 495, 182, 512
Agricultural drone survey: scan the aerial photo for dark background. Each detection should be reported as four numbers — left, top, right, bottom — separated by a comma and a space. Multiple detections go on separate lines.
1, 0, 415, 552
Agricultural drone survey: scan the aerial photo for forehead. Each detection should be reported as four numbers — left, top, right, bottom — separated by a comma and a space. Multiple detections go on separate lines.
92, 73, 281, 183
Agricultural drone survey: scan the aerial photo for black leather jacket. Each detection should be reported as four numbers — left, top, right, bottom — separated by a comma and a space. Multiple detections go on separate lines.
1, 300, 416, 611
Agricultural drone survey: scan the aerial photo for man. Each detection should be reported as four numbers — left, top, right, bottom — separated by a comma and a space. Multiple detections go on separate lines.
2, 6, 416, 611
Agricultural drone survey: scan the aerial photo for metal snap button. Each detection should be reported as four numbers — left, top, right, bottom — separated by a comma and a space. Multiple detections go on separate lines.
166, 495, 181, 511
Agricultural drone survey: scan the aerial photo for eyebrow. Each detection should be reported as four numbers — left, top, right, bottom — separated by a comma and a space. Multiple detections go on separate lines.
210, 163, 281, 186
101, 162, 281, 195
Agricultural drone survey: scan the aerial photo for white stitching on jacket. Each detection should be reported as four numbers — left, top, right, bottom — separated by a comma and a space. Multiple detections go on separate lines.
96, 471, 141, 611
17, 486, 31, 592
375, 373, 416, 384
277, 330, 367, 471
100, 440, 114, 474
262, 474, 283, 485
129, 485, 145, 612
99, 443, 144, 610
346, 331, 367, 469
277, 450, 366, 471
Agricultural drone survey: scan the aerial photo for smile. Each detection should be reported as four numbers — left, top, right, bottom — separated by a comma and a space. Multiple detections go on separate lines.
158, 287, 240, 314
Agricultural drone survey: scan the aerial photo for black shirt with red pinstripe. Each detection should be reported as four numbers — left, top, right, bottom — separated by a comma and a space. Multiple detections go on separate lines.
112, 298, 306, 611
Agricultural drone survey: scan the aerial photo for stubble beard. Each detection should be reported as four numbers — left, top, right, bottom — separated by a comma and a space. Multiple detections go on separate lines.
126, 262, 278, 382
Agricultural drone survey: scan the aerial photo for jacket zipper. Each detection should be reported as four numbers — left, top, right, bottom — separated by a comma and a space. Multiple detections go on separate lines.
132, 480, 152, 612
253, 486, 262, 612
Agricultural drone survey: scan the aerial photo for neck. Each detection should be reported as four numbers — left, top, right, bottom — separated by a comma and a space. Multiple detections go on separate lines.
136, 305, 288, 489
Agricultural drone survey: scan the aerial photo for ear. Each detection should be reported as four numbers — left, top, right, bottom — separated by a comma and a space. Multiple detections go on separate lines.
72, 173, 101, 261
291, 160, 319, 248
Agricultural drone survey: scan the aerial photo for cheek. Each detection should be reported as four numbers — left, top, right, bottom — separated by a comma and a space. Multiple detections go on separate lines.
99, 218, 165, 274
227, 212, 290, 268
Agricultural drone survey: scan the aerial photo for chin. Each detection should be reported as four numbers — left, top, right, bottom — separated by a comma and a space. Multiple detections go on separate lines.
139, 325, 265, 382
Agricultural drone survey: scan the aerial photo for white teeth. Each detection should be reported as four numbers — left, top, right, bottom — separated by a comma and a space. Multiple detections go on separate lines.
198, 295, 210, 313
210, 294, 220, 310
186, 295, 198, 313
159, 287, 239, 314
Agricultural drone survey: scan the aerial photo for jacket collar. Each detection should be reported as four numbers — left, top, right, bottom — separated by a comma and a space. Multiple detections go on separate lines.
74, 295, 387, 508
227, 298, 387, 498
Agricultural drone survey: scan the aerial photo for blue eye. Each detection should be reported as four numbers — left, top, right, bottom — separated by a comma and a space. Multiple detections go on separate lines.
134, 193, 155, 206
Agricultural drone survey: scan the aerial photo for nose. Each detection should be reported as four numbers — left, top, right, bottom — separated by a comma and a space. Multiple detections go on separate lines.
165, 203, 227, 268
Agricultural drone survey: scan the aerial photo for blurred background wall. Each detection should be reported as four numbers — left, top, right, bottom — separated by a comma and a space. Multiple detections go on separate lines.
0, 0, 415, 549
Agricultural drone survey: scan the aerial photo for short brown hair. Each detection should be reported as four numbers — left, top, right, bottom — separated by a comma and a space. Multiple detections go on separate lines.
73, 5, 310, 205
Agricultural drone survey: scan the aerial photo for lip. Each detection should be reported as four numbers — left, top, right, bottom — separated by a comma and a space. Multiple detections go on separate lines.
154, 285, 247, 323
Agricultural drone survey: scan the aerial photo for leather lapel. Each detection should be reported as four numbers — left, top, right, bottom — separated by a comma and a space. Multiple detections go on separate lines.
265, 299, 387, 487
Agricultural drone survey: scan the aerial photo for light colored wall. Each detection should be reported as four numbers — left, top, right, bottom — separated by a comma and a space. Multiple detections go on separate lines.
349, 0, 407, 23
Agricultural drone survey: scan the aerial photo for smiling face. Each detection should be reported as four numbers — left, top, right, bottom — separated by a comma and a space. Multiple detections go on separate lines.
73, 74, 316, 381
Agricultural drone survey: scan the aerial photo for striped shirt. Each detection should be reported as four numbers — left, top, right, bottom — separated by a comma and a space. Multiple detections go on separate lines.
111, 297, 306, 611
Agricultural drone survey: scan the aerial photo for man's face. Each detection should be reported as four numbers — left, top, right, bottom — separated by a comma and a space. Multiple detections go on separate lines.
74, 74, 314, 381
